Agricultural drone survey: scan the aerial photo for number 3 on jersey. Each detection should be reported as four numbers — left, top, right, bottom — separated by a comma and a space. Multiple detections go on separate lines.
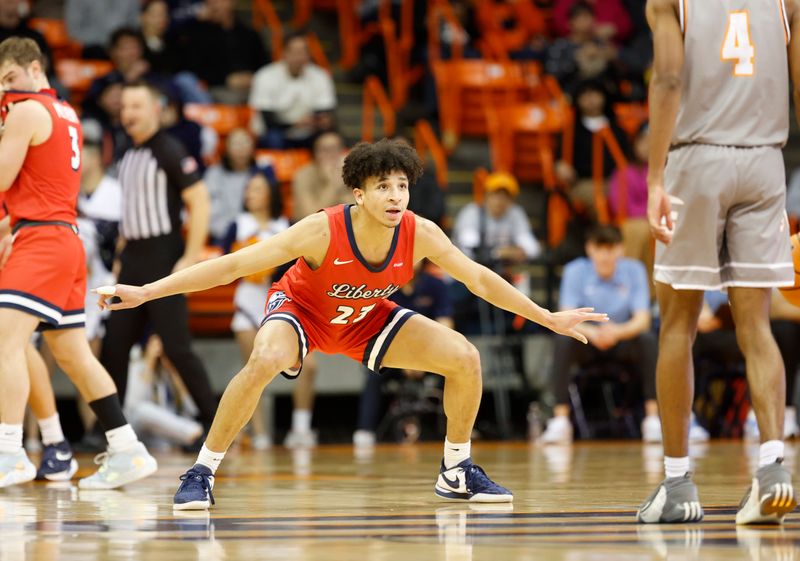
330, 303, 376, 325
722, 12, 755, 76
67, 125, 80, 171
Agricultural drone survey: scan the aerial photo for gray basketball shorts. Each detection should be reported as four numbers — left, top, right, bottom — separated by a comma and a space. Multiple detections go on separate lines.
654, 144, 794, 290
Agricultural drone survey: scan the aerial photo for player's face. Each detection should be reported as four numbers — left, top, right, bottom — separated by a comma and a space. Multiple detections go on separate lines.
355, 171, 410, 228
0, 62, 36, 92
121, 87, 159, 139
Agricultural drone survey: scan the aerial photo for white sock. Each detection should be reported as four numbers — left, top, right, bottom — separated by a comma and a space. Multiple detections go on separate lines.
38, 414, 65, 446
292, 409, 312, 433
0, 423, 23, 454
105, 424, 138, 453
759, 440, 785, 467
443, 438, 471, 469
196, 443, 226, 474
664, 456, 690, 478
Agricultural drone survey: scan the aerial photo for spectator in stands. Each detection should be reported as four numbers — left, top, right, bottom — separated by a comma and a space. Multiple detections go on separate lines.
141, 0, 178, 74
83, 28, 152, 118
205, 128, 262, 245
452, 171, 541, 267
82, 82, 130, 165
0, 0, 51, 62
291, 131, 350, 222
353, 261, 453, 448
225, 170, 290, 450
159, 83, 217, 173
541, 225, 659, 445
175, 0, 268, 104
608, 123, 652, 286
555, 80, 629, 217
477, 0, 547, 60
250, 32, 336, 149
546, 3, 610, 89
553, 0, 633, 45
65, 0, 141, 59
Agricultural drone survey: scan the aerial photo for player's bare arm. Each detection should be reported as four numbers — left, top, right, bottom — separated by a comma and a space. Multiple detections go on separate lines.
0, 214, 10, 268
646, 0, 684, 244
0, 100, 50, 191
413, 215, 607, 343
787, 0, 800, 125
174, 180, 211, 272
98, 211, 331, 310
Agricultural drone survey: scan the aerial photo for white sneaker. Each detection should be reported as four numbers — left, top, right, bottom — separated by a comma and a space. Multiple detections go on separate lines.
784, 407, 799, 439
744, 410, 760, 441
541, 416, 573, 445
353, 430, 376, 448
689, 415, 710, 443
283, 430, 317, 449
251, 434, 272, 451
642, 416, 663, 443
0, 449, 36, 488
78, 442, 158, 489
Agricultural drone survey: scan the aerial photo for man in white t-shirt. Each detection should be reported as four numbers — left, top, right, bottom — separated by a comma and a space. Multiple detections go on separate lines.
249, 31, 336, 148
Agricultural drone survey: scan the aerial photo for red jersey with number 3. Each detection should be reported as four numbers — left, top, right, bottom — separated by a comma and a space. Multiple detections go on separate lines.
270, 204, 416, 348
0, 89, 82, 226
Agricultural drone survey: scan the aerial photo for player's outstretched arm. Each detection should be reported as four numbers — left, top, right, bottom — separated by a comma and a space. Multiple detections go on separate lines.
415, 217, 607, 343
97, 212, 329, 311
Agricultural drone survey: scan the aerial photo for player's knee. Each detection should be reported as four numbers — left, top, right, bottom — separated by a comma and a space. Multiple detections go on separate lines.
246, 344, 295, 381
450, 340, 481, 378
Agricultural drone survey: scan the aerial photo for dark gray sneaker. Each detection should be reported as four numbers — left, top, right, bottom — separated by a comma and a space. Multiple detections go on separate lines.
637, 473, 704, 524
736, 459, 797, 525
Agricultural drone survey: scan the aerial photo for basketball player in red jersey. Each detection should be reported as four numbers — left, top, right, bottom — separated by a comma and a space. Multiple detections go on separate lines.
0, 37, 157, 488
100, 139, 607, 509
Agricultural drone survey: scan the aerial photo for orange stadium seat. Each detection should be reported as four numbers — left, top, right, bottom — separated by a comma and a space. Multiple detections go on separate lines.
187, 282, 238, 336
183, 104, 253, 137
28, 18, 81, 62
613, 102, 649, 140
255, 149, 313, 219
55, 59, 113, 105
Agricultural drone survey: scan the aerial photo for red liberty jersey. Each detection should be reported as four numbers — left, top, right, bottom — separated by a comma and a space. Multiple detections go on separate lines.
271, 204, 416, 353
1, 89, 82, 226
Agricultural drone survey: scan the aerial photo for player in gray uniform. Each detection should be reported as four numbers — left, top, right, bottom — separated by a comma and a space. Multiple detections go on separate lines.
638, 0, 798, 525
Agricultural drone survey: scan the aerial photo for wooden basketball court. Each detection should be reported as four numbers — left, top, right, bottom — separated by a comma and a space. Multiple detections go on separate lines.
1, 441, 796, 560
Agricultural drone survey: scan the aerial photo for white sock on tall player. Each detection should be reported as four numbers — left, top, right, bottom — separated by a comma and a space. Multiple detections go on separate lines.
664, 456, 690, 478
443, 438, 471, 469
758, 440, 784, 467
196, 444, 226, 474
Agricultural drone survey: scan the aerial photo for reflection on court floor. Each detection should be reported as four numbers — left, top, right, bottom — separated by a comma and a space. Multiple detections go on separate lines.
0, 442, 796, 560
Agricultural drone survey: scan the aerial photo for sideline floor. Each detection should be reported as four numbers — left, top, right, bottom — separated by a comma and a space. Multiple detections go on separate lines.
0, 441, 796, 560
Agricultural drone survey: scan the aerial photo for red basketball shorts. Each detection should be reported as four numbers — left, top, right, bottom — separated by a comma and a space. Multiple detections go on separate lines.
261, 290, 417, 378
0, 224, 86, 329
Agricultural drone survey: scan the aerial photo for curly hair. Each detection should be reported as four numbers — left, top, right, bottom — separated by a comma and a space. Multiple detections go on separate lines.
342, 138, 424, 190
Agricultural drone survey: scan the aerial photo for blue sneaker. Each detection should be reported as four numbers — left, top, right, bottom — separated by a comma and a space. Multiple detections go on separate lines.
434, 459, 513, 503
173, 464, 215, 511
36, 441, 78, 481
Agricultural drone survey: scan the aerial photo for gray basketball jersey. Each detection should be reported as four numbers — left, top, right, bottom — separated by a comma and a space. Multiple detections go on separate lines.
673, 0, 790, 147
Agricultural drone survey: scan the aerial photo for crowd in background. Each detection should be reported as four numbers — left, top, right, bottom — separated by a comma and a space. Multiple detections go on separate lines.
11, 0, 800, 448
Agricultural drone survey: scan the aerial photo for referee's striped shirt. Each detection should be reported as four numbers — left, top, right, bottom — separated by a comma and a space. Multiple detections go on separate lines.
117, 130, 201, 240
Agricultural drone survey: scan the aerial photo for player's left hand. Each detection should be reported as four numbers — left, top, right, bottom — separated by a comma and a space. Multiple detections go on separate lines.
93, 284, 148, 311
547, 308, 609, 344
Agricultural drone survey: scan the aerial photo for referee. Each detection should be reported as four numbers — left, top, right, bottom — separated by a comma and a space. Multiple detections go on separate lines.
100, 81, 217, 432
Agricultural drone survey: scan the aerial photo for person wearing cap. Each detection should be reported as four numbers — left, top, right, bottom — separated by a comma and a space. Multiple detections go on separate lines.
452, 171, 541, 267
540, 224, 658, 445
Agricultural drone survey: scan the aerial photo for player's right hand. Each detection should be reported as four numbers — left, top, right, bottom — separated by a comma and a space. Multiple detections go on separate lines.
647, 182, 674, 244
0, 234, 11, 269
94, 284, 148, 311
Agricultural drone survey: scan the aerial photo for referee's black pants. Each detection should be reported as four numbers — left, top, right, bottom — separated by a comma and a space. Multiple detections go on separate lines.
100, 239, 218, 427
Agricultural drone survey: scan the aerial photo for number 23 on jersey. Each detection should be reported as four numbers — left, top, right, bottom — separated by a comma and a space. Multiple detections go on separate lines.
721, 11, 755, 77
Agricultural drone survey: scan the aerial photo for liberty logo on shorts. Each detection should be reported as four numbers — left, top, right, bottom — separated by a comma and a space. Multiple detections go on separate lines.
267, 291, 291, 314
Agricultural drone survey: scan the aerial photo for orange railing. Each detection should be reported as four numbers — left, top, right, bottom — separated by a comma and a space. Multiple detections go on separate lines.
253, 0, 284, 60
380, 0, 422, 109
337, 0, 389, 69
414, 120, 448, 188
428, 0, 465, 64
591, 127, 628, 225
362, 76, 396, 141
306, 32, 331, 72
